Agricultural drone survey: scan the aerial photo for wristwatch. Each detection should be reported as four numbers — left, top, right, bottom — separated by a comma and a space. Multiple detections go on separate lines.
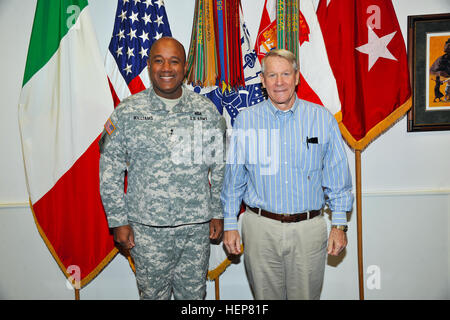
331, 225, 348, 233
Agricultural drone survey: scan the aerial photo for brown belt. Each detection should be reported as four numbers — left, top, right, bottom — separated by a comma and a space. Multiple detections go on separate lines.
247, 206, 321, 223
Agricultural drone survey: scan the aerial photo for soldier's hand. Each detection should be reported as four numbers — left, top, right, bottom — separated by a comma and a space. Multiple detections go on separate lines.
113, 225, 135, 250
209, 219, 223, 241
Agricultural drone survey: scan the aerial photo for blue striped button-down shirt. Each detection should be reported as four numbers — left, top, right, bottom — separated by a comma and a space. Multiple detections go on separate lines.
221, 98, 354, 231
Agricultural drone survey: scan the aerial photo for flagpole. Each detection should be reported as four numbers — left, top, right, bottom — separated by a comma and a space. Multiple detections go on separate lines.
215, 278, 220, 300
355, 149, 364, 300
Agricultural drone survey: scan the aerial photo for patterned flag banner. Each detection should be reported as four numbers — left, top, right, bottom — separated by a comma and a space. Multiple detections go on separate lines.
190, 0, 265, 128
198, 19, 265, 128
105, 0, 172, 107
317, 0, 411, 150
18, 0, 116, 288
187, 1, 264, 279
187, 0, 245, 90
255, 0, 342, 120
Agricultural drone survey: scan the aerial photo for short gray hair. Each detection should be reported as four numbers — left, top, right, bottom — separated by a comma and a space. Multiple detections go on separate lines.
260, 49, 298, 74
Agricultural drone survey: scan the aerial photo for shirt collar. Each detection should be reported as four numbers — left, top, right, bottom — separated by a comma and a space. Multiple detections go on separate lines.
267, 97, 299, 118
148, 84, 187, 113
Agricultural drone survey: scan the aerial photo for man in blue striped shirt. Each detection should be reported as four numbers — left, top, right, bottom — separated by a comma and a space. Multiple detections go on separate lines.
221, 49, 353, 300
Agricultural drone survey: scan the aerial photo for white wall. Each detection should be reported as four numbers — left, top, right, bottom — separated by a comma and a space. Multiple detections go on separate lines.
1, 0, 449, 300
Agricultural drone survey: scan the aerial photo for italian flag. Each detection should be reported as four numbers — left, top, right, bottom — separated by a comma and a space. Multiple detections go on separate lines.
18, 0, 116, 288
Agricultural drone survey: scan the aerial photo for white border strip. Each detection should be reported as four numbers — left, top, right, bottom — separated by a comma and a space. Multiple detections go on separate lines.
0, 202, 30, 208
362, 189, 450, 197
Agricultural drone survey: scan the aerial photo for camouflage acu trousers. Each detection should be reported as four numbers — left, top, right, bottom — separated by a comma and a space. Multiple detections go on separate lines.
129, 221, 210, 300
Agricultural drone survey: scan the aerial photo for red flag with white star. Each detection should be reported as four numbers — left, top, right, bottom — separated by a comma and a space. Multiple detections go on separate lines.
317, 0, 411, 150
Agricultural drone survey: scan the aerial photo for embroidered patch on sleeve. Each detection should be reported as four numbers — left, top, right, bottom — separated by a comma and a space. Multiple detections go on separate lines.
104, 118, 116, 135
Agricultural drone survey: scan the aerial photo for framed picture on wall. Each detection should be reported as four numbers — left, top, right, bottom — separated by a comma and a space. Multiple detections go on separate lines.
407, 13, 450, 132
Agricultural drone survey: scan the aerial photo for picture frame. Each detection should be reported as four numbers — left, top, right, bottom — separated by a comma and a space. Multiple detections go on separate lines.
407, 13, 450, 132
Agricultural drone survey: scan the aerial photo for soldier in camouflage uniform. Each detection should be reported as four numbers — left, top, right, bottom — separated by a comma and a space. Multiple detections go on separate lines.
99, 37, 226, 300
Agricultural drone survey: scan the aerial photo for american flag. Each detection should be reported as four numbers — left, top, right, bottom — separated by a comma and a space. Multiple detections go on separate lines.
105, 0, 172, 106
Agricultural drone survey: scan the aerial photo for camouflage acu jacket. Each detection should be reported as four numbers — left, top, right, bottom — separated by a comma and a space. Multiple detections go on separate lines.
99, 86, 226, 228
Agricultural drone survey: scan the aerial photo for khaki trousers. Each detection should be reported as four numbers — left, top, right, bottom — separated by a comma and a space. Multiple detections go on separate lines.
242, 208, 328, 300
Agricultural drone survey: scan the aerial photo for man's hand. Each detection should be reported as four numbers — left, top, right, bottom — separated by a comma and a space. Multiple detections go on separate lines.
223, 230, 242, 255
113, 225, 135, 250
209, 219, 224, 241
327, 227, 347, 256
